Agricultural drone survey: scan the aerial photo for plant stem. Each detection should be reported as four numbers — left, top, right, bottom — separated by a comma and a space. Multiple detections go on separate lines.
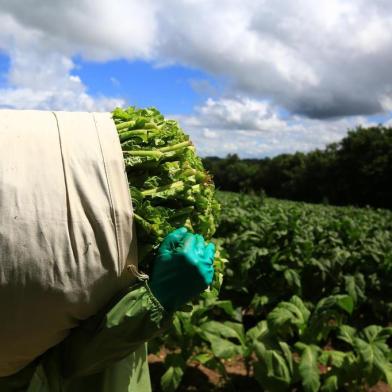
123, 150, 163, 158
123, 141, 192, 158
119, 129, 152, 142
116, 120, 136, 131
144, 122, 160, 129
159, 140, 191, 152
141, 181, 184, 197
170, 206, 195, 218
134, 213, 160, 236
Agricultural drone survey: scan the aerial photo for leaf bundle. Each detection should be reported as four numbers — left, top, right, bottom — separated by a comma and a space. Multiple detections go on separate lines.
112, 107, 221, 274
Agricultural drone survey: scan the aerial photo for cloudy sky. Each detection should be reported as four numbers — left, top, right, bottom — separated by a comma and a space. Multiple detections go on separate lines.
1, 0, 392, 157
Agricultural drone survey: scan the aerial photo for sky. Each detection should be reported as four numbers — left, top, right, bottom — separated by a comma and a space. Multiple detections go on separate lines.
0, 0, 392, 158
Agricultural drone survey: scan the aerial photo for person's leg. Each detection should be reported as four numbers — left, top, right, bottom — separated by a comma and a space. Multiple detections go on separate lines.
64, 343, 152, 392
0, 360, 38, 392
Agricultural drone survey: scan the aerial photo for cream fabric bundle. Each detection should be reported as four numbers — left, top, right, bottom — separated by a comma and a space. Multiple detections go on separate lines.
0, 110, 138, 376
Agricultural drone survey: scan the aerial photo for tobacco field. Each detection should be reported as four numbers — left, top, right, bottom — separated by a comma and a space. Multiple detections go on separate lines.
149, 191, 392, 391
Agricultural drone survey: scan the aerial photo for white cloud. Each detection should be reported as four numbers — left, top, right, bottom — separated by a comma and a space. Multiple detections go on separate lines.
0, 47, 125, 111
0, 1, 158, 61
0, 86, 124, 112
0, 11, 125, 111
197, 97, 287, 131
202, 128, 218, 139
1, 0, 392, 116
171, 96, 385, 158
0, 0, 392, 154
156, 0, 392, 118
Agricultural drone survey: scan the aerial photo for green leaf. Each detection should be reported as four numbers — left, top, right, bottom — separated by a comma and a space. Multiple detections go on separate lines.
246, 320, 269, 342
359, 325, 383, 343
319, 350, 346, 368
172, 315, 182, 337
223, 321, 246, 345
284, 268, 302, 292
191, 352, 214, 364
251, 294, 270, 311
161, 366, 184, 392
321, 375, 339, 392
315, 294, 354, 315
344, 274, 366, 304
296, 344, 321, 392
335, 295, 354, 315
200, 321, 246, 359
205, 334, 243, 359
202, 321, 245, 343
253, 342, 292, 392
377, 327, 392, 341
213, 300, 235, 317
177, 315, 194, 336
279, 342, 294, 375
267, 296, 310, 337
353, 326, 392, 385
338, 325, 357, 345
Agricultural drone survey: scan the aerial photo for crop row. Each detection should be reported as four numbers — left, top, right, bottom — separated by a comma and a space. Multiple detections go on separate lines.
150, 192, 392, 391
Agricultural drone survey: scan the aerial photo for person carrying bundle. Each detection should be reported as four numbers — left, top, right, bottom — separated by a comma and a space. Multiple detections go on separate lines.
0, 110, 215, 391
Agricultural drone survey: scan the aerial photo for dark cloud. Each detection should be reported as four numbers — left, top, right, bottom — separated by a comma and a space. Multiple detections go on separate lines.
1, 0, 392, 119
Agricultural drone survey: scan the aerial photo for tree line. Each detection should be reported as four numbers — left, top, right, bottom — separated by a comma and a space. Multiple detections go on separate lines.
203, 125, 392, 209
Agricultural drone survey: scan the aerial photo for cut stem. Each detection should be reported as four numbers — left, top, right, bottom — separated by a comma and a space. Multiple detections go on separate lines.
120, 128, 162, 142
116, 120, 136, 131
123, 150, 163, 158
170, 206, 195, 218
122, 141, 192, 158
141, 181, 184, 197
159, 140, 191, 152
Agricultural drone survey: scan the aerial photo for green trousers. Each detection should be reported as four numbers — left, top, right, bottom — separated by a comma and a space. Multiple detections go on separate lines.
0, 281, 172, 392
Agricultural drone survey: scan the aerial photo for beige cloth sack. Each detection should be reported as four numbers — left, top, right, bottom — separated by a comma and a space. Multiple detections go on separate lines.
0, 110, 138, 376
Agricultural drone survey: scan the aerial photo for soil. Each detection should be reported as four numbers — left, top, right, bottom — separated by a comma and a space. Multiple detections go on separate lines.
368, 382, 392, 392
148, 353, 261, 391
148, 353, 392, 392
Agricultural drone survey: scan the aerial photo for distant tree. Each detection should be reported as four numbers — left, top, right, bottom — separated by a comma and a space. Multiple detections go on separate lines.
203, 125, 392, 209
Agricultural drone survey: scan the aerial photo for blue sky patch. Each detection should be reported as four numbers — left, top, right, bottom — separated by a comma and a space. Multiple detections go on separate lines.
72, 57, 223, 115
0, 52, 10, 88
